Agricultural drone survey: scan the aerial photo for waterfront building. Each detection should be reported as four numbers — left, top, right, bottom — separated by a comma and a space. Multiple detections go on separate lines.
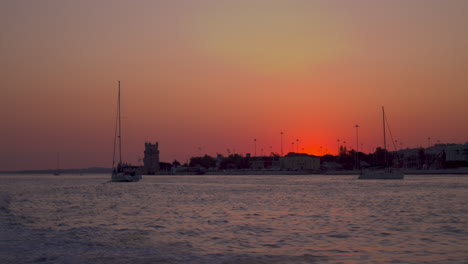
446, 143, 468, 162
397, 148, 423, 169
143, 142, 160, 174
250, 156, 280, 170
396, 143, 468, 169
280, 153, 320, 171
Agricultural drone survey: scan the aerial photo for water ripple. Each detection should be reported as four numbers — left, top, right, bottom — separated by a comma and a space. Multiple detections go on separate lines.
1, 174, 468, 263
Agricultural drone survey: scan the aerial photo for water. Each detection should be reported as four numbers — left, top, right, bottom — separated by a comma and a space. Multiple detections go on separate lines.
1, 174, 467, 263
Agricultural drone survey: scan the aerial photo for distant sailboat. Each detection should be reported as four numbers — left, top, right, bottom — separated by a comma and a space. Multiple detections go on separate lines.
359, 107, 404, 180
53, 153, 60, 176
111, 81, 142, 182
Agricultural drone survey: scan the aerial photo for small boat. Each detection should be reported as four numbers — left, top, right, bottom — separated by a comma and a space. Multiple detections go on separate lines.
111, 81, 142, 182
112, 164, 142, 182
359, 107, 404, 180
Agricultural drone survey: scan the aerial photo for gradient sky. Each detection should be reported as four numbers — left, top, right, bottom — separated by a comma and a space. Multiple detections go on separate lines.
1, 0, 468, 170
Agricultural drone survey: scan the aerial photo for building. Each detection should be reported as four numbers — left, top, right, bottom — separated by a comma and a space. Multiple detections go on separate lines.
397, 148, 423, 169
143, 142, 160, 174
250, 156, 280, 170
396, 143, 468, 169
280, 153, 320, 171
445, 143, 468, 162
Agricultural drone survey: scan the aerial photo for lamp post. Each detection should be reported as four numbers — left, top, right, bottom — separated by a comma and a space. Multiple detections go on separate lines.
280, 131, 284, 157
337, 139, 340, 155
254, 138, 257, 157
355, 125, 360, 169
296, 139, 299, 153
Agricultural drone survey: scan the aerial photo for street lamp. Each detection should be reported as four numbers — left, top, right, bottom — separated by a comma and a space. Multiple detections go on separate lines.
254, 138, 257, 157
280, 131, 284, 157
355, 125, 360, 169
337, 139, 340, 155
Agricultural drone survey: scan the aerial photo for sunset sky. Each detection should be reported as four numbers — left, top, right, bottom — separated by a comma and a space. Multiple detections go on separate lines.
1, 0, 468, 170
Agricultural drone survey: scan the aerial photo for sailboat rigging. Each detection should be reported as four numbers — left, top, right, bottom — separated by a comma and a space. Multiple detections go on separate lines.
358, 107, 404, 180
111, 81, 142, 182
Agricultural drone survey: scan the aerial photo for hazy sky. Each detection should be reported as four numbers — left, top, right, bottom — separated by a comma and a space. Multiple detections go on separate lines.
1, 0, 468, 170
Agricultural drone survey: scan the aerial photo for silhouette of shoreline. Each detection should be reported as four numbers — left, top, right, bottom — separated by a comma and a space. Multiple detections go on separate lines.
2, 168, 467, 175
0, 167, 111, 175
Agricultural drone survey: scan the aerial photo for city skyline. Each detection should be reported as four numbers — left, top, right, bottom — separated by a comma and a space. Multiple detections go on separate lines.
2, 0, 468, 170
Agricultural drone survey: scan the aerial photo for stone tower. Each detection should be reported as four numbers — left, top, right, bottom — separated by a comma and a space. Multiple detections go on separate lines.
143, 142, 160, 175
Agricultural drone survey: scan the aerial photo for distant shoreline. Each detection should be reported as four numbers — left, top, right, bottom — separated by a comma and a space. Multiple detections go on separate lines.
204, 169, 468, 176
0, 167, 111, 175
2, 168, 467, 176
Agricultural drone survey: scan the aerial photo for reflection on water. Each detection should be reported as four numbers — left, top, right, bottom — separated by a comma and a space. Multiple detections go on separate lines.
1, 174, 467, 263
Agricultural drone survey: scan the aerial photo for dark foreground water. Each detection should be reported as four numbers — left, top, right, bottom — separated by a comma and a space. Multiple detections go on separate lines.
1, 174, 467, 263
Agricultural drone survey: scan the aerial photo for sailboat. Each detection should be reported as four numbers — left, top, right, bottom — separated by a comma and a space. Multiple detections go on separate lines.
111, 81, 142, 182
359, 107, 404, 180
53, 152, 60, 176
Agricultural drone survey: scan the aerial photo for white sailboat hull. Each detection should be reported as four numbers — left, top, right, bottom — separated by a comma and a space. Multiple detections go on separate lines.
110, 81, 143, 183
111, 172, 142, 182
358, 107, 405, 180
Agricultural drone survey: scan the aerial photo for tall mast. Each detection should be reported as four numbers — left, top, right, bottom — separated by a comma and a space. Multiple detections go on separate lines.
382, 106, 387, 164
118, 81, 122, 165
382, 106, 386, 150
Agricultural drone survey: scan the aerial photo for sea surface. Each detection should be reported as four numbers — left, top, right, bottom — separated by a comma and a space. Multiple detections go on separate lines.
1, 174, 467, 263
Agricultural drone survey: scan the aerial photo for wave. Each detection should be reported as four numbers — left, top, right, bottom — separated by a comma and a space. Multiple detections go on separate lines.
0, 194, 12, 213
